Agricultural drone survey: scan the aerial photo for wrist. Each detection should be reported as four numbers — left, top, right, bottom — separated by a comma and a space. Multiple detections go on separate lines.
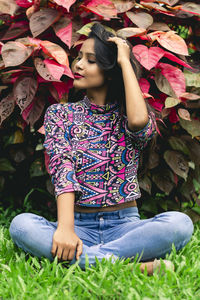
119, 58, 131, 67
57, 223, 74, 232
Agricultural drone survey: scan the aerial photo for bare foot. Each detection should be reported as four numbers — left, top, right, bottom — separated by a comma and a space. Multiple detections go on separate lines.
139, 261, 154, 275
139, 259, 174, 275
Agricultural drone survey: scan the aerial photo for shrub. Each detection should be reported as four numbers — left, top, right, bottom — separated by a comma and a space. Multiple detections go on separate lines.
0, 0, 200, 219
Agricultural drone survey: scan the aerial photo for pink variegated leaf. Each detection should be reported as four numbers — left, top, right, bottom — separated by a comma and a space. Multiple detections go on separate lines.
44, 59, 65, 81
49, 84, 59, 102
148, 98, 164, 112
34, 58, 59, 82
56, 18, 84, 48
155, 69, 177, 98
52, 80, 73, 99
180, 3, 200, 16
16, 0, 33, 8
0, 0, 19, 16
63, 66, 74, 79
163, 51, 193, 69
14, 75, 38, 112
161, 108, 170, 119
0, 42, 4, 55
15, 37, 41, 51
140, 2, 175, 16
139, 78, 150, 94
53, 0, 76, 12
30, 8, 61, 37
156, 0, 179, 5
40, 40, 69, 67
0, 94, 15, 125
169, 107, 179, 123
117, 27, 146, 38
44, 59, 74, 80
112, 0, 135, 14
37, 75, 48, 83
55, 22, 73, 48
81, 0, 117, 19
1, 42, 33, 67
132, 45, 165, 70
22, 97, 46, 126
148, 22, 170, 31
158, 63, 186, 98
1, 70, 23, 84
126, 11, 153, 29
178, 108, 191, 121
1, 21, 29, 41
156, 31, 189, 56
180, 92, 200, 101
148, 30, 165, 42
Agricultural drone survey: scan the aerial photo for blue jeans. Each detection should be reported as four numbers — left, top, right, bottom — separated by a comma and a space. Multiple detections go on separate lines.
9, 207, 193, 269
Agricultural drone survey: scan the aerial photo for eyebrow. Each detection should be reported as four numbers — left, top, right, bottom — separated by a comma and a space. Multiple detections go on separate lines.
79, 51, 96, 57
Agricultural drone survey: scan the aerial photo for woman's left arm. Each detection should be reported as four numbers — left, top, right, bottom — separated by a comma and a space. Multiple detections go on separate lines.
108, 37, 148, 131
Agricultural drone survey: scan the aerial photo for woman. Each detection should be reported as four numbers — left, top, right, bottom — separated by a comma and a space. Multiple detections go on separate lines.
9, 23, 193, 275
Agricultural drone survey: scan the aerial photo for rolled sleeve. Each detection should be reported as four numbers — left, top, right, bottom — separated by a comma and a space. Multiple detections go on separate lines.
125, 111, 157, 150
43, 104, 82, 198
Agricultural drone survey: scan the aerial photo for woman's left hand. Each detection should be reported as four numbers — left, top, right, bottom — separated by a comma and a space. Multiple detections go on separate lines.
107, 36, 130, 67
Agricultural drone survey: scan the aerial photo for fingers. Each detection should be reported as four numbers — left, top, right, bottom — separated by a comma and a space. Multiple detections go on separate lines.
107, 36, 128, 46
76, 240, 83, 260
51, 241, 57, 258
51, 232, 83, 262
51, 242, 81, 261
68, 248, 76, 261
62, 247, 70, 261
56, 246, 63, 261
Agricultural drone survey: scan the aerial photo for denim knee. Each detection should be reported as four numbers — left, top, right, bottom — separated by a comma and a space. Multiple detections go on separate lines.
9, 213, 37, 243
164, 211, 194, 244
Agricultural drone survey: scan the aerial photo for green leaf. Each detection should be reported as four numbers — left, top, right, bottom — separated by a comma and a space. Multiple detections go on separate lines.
165, 97, 181, 108
179, 118, 200, 138
77, 22, 115, 36
0, 176, 5, 192
0, 158, 15, 173
77, 22, 96, 36
29, 158, 46, 178
168, 136, 189, 155
184, 70, 200, 87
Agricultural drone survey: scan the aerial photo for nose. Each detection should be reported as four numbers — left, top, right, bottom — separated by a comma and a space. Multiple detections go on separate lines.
75, 58, 84, 71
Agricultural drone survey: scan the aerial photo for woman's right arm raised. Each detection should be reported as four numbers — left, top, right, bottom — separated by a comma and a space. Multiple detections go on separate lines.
51, 192, 83, 261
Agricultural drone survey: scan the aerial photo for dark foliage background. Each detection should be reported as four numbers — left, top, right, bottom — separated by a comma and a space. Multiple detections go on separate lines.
0, 0, 200, 221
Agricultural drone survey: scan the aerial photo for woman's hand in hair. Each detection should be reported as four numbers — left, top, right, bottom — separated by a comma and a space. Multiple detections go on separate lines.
52, 227, 83, 262
107, 36, 130, 67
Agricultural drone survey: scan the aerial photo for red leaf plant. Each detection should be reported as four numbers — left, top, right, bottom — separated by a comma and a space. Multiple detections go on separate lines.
0, 0, 200, 217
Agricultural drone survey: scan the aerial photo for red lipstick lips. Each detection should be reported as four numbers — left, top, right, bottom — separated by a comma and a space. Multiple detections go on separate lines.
74, 73, 84, 79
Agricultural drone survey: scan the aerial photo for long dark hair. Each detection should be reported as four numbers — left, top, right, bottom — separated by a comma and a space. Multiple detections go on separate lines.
69, 22, 141, 115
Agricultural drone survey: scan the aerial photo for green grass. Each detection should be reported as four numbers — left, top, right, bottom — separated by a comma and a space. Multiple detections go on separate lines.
0, 209, 200, 300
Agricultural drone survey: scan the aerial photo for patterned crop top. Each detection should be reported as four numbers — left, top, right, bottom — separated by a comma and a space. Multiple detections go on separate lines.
43, 96, 157, 207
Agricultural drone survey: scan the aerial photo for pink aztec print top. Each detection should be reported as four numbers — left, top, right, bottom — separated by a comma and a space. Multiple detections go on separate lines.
43, 96, 157, 207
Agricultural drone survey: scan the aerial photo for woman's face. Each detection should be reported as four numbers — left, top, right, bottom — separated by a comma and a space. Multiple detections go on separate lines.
73, 38, 106, 90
